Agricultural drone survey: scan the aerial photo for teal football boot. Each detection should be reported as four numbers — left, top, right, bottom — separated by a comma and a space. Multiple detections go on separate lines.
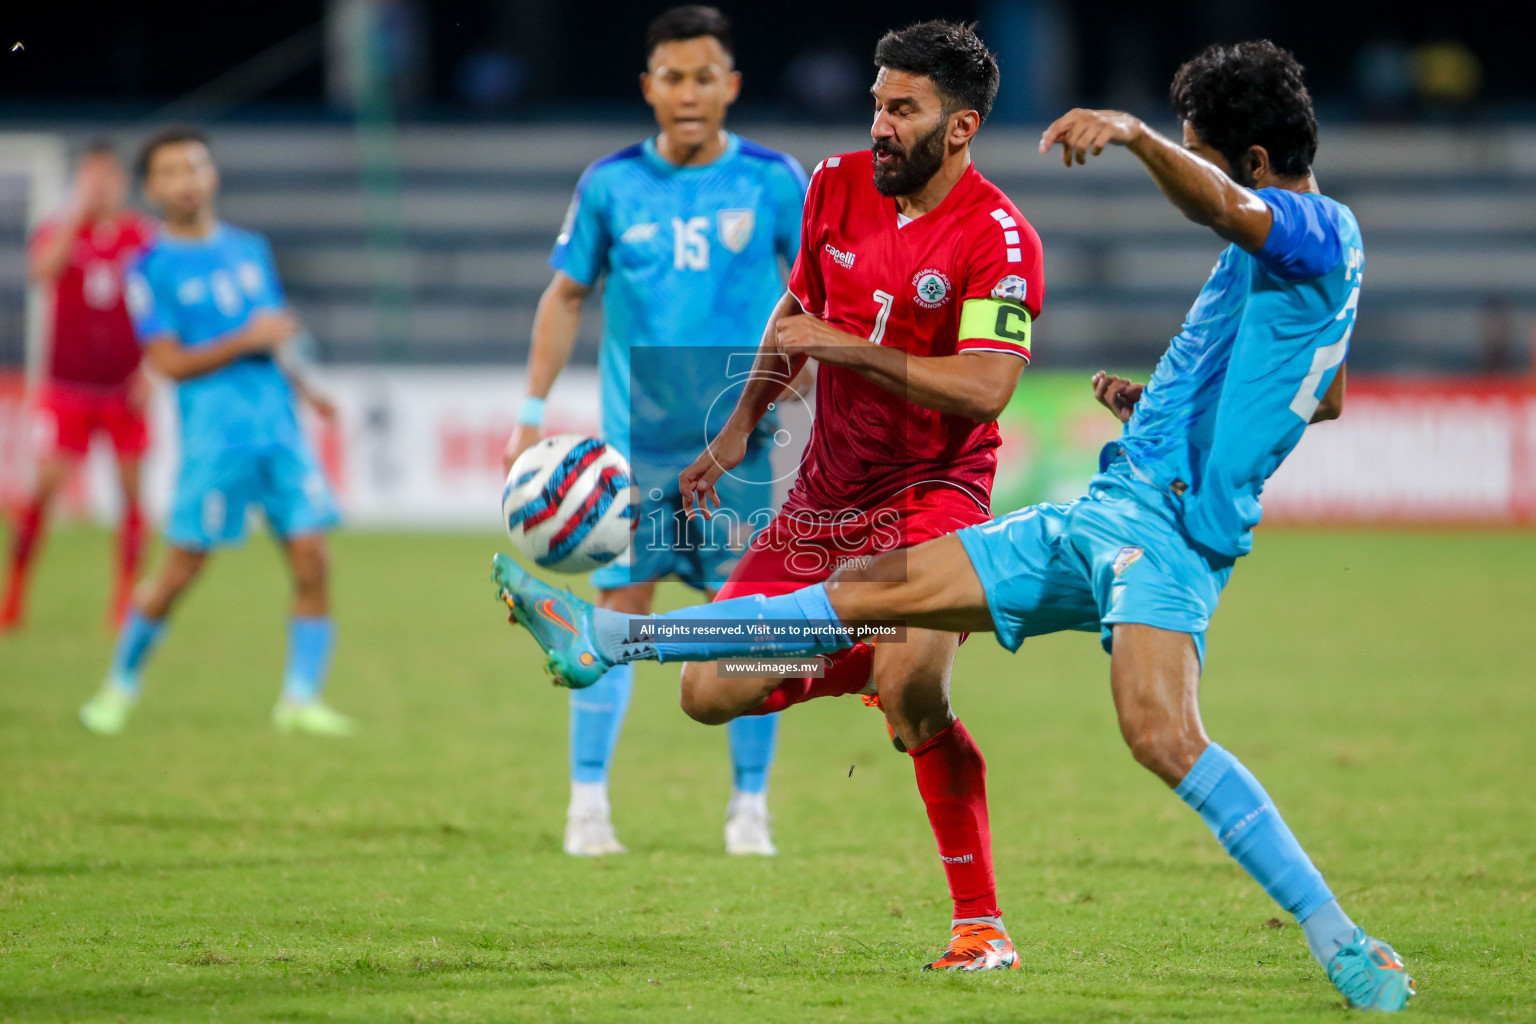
1327, 928, 1415, 1011
491, 553, 612, 689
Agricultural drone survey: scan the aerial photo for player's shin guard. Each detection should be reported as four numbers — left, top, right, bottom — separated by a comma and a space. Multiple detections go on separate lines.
569, 663, 634, 784
1175, 743, 1335, 924
647, 584, 852, 662
910, 720, 1000, 921
281, 616, 336, 703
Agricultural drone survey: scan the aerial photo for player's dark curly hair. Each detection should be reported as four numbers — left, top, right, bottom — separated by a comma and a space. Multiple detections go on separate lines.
1170, 40, 1318, 179
136, 126, 210, 178
874, 20, 999, 123
645, 5, 733, 61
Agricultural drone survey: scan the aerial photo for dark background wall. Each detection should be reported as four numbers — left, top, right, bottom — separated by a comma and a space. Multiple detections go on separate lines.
0, 1, 1527, 118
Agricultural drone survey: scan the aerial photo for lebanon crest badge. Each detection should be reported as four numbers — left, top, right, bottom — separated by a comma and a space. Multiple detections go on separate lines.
717, 209, 755, 253
912, 268, 952, 309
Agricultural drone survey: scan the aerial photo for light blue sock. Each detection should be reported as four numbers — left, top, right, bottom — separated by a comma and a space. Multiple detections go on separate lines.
281, 616, 336, 704
569, 663, 633, 784
1298, 897, 1359, 966
108, 611, 167, 695
728, 712, 778, 794
1175, 743, 1341, 953
592, 583, 850, 664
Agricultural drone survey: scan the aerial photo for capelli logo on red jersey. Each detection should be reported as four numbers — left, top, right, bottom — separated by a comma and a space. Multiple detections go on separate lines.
823, 243, 856, 269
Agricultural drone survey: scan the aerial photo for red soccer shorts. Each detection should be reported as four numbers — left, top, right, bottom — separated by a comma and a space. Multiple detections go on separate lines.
715, 482, 992, 695
35, 383, 149, 458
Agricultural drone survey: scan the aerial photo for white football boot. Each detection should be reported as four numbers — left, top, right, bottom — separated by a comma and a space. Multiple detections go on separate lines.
724, 789, 777, 856
564, 782, 626, 856
563, 812, 626, 856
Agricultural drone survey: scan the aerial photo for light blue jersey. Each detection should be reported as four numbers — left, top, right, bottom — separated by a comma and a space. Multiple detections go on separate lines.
552, 133, 806, 592
126, 224, 336, 549
1109, 188, 1363, 559
126, 225, 302, 458
550, 133, 807, 463
549, 134, 804, 809
959, 187, 1362, 655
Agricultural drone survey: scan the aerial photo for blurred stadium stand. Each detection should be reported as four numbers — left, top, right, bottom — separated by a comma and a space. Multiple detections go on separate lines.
4, 123, 1535, 372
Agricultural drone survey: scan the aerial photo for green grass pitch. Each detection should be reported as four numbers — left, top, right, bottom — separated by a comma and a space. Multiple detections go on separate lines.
1, 527, 1532, 1022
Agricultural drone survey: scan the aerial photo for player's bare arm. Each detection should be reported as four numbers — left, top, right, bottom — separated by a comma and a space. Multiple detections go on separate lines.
141, 310, 293, 382
283, 368, 338, 422
28, 155, 120, 284
503, 271, 591, 470
680, 290, 804, 518
1093, 364, 1344, 424
28, 211, 86, 285
776, 313, 1024, 421
1039, 109, 1276, 252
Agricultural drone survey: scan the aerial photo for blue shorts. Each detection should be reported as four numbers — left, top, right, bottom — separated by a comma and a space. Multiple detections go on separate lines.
956, 463, 1233, 661
590, 445, 774, 593
165, 442, 341, 551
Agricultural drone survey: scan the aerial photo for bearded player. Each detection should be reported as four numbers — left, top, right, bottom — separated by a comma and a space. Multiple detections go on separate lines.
502, 21, 1042, 971
2, 142, 155, 631
497, 41, 1416, 1009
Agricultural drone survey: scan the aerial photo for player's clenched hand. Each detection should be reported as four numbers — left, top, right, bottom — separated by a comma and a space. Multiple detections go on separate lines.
1039, 109, 1145, 167
502, 424, 541, 473
776, 314, 866, 365
242, 310, 298, 353
679, 429, 748, 520
1092, 371, 1144, 423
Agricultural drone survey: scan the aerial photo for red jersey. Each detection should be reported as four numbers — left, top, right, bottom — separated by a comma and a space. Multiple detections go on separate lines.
785, 151, 1044, 514
30, 211, 156, 389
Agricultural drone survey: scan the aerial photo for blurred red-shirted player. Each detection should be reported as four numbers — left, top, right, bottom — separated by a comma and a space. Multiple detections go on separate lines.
1, 141, 156, 630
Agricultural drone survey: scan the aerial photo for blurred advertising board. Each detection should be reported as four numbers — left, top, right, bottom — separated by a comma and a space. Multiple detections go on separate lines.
3, 370, 1534, 529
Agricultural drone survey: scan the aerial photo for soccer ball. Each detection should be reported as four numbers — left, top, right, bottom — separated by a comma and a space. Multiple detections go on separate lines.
502, 434, 638, 574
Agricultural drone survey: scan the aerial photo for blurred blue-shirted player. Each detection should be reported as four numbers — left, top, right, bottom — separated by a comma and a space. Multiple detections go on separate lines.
501, 8, 806, 856
496, 43, 1415, 1007
79, 128, 354, 738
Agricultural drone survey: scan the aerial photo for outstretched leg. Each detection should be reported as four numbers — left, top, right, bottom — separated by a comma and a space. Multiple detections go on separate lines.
669, 534, 996, 721
1108, 623, 1413, 1010
825, 534, 995, 634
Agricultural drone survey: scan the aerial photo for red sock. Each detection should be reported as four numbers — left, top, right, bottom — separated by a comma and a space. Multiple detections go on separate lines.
111, 503, 144, 624
909, 720, 1000, 921
741, 643, 875, 716
2, 502, 46, 623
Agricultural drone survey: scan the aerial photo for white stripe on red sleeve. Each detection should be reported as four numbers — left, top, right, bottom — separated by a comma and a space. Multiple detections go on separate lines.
957, 338, 1031, 361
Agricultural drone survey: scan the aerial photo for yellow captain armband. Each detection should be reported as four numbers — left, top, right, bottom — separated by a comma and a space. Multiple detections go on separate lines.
958, 298, 1032, 355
